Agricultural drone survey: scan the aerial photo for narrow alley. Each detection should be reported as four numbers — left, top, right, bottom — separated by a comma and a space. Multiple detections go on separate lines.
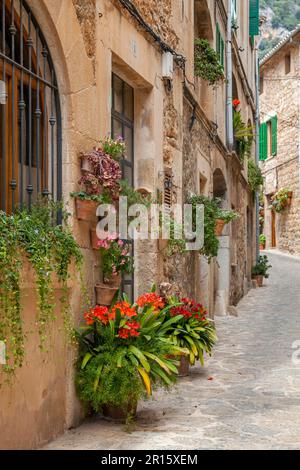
44, 252, 300, 451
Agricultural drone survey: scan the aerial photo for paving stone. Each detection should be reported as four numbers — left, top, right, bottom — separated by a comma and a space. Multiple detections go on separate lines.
44, 251, 300, 450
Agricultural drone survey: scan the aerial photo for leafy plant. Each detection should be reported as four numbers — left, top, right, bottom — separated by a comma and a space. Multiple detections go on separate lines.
0, 200, 83, 375
70, 191, 112, 203
252, 255, 272, 278
188, 195, 220, 261
164, 298, 217, 366
259, 234, 266, 245
98, 235, 134, 280
194, 39, 224, 86
76, 292, 187, 416
269, 188, 292, 213
233, 109, 253, 162
248, 160, 264, 193
215, 207, 239, 223
100, 136, 126, 160
119, 180, 153, 208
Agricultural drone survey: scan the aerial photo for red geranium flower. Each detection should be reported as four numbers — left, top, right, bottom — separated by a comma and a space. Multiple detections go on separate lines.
232, 99, 240, 108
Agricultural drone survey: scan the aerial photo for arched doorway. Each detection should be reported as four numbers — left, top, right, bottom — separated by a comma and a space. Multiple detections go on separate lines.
0, 0, 61, 212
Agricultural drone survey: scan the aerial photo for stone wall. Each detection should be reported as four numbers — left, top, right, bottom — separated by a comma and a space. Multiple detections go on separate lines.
260, 39, 300, 254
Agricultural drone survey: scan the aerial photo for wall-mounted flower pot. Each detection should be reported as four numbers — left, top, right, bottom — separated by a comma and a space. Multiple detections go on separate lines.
178, 355, 190, 377
215, 219, 226, 237
287, 191, 293, 206
158, 238, 168, 252
90, 228, 99, 250
252, 275, 263, 287
75, 198, 98, 221
103, 274, 122, 288
81, 157, 93, 175
95, 283, 119, 306
102, 401, 137, 423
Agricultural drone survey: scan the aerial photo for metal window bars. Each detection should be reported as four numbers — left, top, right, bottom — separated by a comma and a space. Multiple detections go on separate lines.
0, 0, 61, 212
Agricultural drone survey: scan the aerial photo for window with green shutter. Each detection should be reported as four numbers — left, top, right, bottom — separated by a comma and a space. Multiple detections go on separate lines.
249, 0, 260, 37
271, 115, 278, 156
216, 23, 225, 67
259, 122, 268, 161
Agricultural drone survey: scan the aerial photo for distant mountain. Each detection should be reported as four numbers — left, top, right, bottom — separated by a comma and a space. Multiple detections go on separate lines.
259, 0, 300, 59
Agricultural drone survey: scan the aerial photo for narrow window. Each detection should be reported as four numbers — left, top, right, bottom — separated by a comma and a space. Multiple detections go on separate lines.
285, 53, 291, 75
111, 73, 134, 300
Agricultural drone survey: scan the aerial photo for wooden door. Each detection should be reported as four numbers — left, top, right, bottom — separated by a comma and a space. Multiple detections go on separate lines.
271, 210, 276, 248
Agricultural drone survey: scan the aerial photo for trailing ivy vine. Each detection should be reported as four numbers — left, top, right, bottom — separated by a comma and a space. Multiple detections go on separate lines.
248, 160, 264, 194
0, 200, 83, 375
194, 39, 224, 86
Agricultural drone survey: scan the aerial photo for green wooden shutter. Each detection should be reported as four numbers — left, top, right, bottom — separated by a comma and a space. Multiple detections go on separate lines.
249, 0, 259, 37
271, 115, 278, 156
220, 37, 225, 67
259, 122, 268, 161
216, 23, 221, 61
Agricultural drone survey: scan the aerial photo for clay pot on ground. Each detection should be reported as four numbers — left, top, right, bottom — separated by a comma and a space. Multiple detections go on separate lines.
102, 401, 137, 423
75, 198, 98, 221
252, 275, 264, 287
215, 219, 226, 237
178, 355, 190, 377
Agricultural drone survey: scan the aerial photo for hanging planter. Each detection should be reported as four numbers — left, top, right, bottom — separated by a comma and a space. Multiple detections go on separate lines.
75, 197, 98, 221
90, 227, 100, 250
270, 188, 293, 213
80, 156, 93, 175
215, 219, 226, 237
95, 283, 119, 306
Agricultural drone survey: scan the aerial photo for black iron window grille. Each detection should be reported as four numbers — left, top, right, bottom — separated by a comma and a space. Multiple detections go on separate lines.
0, 0, 61, 213
111, 73, 134, 301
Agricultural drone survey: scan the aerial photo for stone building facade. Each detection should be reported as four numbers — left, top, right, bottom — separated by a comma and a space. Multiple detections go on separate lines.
0, 0, 259, 449
260, 26, 300, 254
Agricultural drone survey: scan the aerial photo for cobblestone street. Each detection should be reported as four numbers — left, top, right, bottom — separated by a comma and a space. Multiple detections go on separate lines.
44, 251, 300, 450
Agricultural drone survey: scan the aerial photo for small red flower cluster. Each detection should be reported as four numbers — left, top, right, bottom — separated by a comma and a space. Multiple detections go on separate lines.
118, 321, 141, 339
232, 99, 241, 109
84, 306, 112, 326
136, 293, 165, 310
111, 301, 137, 319
170, 298, 208, 320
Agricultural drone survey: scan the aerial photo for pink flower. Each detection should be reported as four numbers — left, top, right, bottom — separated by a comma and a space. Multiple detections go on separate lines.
118, 240, 124, 247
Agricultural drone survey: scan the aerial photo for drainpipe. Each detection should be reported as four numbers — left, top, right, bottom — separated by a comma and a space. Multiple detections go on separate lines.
255, 39, 262, 262
226, 0, 233, 150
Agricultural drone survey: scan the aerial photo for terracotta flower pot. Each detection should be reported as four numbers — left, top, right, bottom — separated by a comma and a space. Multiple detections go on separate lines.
215, 219, 226, 237
81, 157, 93, 175
95, 284, 119, 306
259, 244, 265, 251
252, 275, 263, 287
158, 238, 168, 251
75, 198, 98, 221
90, 228, 99, 250
178, 355, 190, 377
287, 192, 293, 206
103, 274, 122, 288
102, 401, 137, 423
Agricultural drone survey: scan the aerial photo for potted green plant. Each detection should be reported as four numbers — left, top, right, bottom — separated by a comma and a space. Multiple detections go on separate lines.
215, 207, 239, 236
270, 188, 293, 213
251, 255, 272, 287
76, 293, 187, 422
164, 297, 217, 376
95, 235, 134, 306
71, 192, 107, 222
259, 234, 266, 250
194, 39, 224, 86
